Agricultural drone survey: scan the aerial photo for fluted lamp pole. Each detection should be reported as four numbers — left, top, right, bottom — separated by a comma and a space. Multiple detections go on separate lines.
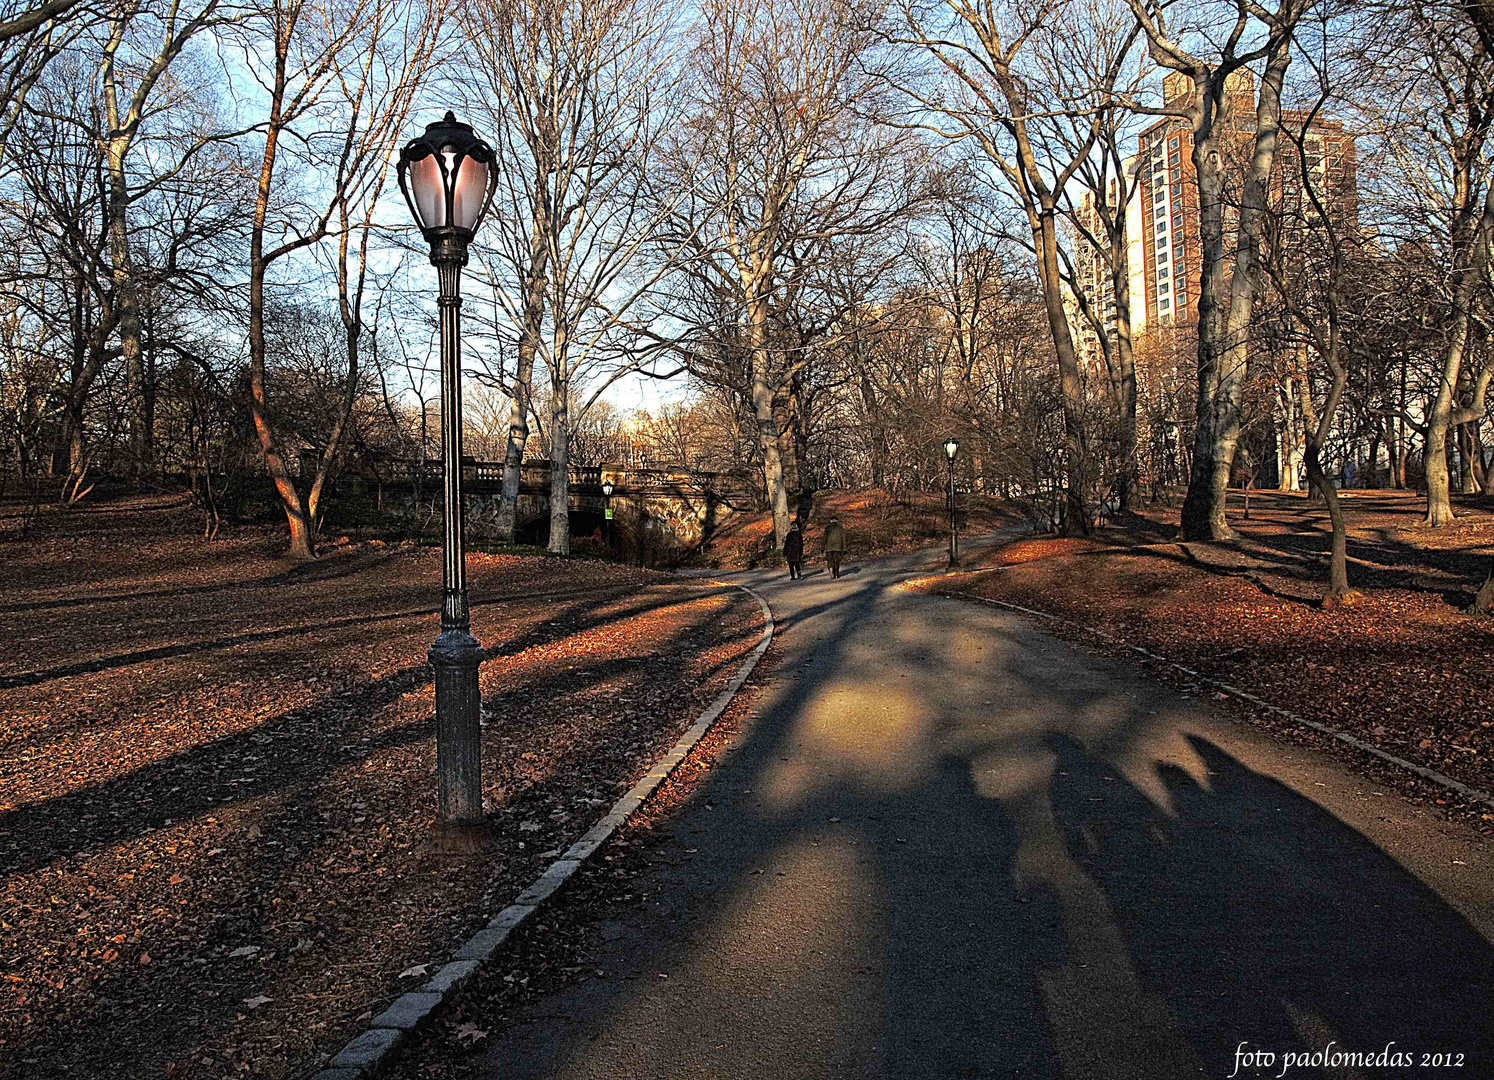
397, 112, 497, 827
944, 437, 960, 568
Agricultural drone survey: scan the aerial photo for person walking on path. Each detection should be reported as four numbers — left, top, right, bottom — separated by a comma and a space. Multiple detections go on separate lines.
823, 514, 846, 579
783, 521, 804, 580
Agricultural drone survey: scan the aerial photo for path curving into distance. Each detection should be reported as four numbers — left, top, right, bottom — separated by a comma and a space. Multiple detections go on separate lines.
459, 538, 1494, 1080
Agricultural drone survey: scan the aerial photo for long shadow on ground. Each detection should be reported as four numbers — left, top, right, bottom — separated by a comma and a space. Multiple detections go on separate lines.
453, 567, 1494, 1080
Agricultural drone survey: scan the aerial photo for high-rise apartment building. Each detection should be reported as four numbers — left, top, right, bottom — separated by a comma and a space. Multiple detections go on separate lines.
1068, 169, 1147, 372
1069, 69, 1357, 364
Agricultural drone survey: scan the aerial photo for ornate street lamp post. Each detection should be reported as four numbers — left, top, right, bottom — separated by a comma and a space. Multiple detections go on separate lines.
397, 112, 497, 826
601, 478, 615, 550
944, 437, 960, 568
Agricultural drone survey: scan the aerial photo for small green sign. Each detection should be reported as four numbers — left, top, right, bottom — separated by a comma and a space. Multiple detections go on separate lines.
605, 508, 613, 519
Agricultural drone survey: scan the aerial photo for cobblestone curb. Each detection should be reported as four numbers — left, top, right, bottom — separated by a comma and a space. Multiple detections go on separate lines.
947, 589, 1494, 812
311, 582, 774, 1078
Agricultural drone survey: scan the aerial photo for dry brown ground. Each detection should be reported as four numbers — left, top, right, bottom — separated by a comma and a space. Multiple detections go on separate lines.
918, 489, 1494, 827
692, 487, 1024, 569
0, 495, 763, 1079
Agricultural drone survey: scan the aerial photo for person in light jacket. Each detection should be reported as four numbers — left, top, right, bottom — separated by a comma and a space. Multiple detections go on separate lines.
783, 521, 804, 579
822, 515, 846, 579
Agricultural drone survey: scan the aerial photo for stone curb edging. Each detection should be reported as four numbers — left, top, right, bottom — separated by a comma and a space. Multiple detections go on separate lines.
946, 589, 1494, 813
311, 582, 774, 1079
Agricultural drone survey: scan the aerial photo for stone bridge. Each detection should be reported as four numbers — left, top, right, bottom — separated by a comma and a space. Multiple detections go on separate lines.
371, 459, 758, 551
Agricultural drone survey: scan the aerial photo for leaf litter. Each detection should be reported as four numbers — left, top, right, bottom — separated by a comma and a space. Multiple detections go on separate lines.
0, 495, 764, 1079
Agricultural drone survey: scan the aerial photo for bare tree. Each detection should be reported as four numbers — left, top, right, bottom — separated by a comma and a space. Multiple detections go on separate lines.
459, 0, 560, 543
1, 66, 116, 490
663, 0, 916, 547
895, 0, 1141, 536
0, 0, 92, 150
1124, 0, 1310, 540
236, 0, 439, 559
1358, 0, 1494, 526
464, 0, 691, 555
902, 171, 1013, 485
0, 0, 89, 42
1059, 54, 1146, 510
94, 0, 224, 481
1260, 31, 1359, 600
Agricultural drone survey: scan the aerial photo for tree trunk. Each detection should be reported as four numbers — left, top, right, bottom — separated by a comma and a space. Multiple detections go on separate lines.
1181, 45, 1292, 541
53, 294, 88, 478
1182, 159, 1231, 532
1033, 210, 1090, 537
860, 372, 887, 488
1102, 136, 1139, 514
754, 372, 790, 545
1424, 182, 1494, 523
547, 378, 570, 555
495, 363, 531, 544
1387, 420, 1403, 489
1305, 438, 1350, 600
1277, 380, 1304, 491
54, 310, 112, 491
789, 367, 811, 497
496, 213, 548, 543
1458, 421, 1480, 493
775, 390, 800, 499
747, 294, 790, 546
246, 67, 315, 562
1474, 564, 1494, 615
1424, 364, 1458, 526
1113, 267, 1137, 512
1474, 421, 1490, 492
105, 139, 150, 484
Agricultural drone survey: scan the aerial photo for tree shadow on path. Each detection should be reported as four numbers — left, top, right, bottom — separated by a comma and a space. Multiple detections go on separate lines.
1049, 731, 1494, 1077
450, 570, 1494, 1080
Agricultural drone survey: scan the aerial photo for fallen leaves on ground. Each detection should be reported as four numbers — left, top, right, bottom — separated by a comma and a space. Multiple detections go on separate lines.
0, 494, 763, 1079
921, 490, 1494, 830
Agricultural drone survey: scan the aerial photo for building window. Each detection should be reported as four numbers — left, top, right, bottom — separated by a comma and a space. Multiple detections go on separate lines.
1305, 136, 1324, 174
1169, 136, 1180, 150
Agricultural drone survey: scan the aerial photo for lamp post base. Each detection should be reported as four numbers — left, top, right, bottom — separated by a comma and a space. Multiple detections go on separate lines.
429, 629, 485, 825
431, 818, 495, 854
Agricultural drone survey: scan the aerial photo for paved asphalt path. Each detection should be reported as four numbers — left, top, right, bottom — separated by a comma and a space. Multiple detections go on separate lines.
470, 539, 1494, 1080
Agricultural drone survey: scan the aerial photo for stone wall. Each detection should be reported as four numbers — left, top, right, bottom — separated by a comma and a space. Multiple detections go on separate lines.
372, 463, 756, 558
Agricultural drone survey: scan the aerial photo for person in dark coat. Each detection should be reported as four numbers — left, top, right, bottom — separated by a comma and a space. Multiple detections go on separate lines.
783, 521, 804, 579
822, 514, 846, 578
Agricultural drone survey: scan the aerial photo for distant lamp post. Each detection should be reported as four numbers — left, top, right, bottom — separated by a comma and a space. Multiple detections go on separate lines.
397, 112, 497, 828
601, 478, 615, 549
943, 437, 960, 568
